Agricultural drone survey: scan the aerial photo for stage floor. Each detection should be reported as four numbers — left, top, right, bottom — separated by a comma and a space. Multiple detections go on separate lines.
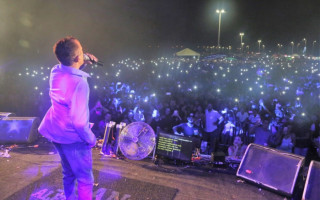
0, 138, 289, 200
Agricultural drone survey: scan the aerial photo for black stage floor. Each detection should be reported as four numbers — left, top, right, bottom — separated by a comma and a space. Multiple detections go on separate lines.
0, 138, 297, 200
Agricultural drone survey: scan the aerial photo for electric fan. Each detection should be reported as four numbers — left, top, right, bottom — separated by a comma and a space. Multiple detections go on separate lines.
118, 122, 156, 160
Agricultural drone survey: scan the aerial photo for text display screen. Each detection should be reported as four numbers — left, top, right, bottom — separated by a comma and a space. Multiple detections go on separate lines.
156, 132, 196, 161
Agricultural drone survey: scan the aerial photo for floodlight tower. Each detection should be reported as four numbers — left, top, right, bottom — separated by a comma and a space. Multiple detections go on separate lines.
258, 40, 262, 53
239, 33, 244, 52
303, 38, 307, 47
290, 41, 294, 54
312, 41, 316, 56
216, 9, 225, 48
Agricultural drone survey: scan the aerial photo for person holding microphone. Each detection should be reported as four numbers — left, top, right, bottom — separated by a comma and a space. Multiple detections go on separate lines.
39, 36, 98, 200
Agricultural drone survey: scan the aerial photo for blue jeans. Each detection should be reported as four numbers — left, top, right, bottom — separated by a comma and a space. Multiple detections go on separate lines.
53, 142, 94, 200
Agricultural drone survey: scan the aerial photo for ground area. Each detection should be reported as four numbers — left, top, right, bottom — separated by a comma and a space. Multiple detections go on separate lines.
0, 138, 297, 200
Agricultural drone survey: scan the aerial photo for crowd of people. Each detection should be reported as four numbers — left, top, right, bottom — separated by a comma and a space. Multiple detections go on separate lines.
8, 52, 320, 162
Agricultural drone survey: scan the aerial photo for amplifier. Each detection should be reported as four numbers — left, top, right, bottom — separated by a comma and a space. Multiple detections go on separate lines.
0, 117, 40, 144
236, 143, 305, 196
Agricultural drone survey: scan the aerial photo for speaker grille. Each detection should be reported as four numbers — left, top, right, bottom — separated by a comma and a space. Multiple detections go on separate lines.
303, 160, 320, 200
0, 117, 40, 144
237, 143, 304, 196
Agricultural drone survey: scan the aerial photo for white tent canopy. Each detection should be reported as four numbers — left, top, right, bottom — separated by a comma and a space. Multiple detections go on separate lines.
176, 48, 200, 59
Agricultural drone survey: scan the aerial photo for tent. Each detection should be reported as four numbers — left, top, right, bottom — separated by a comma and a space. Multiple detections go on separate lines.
176, 48, 200, 59
292, 54, 300, 58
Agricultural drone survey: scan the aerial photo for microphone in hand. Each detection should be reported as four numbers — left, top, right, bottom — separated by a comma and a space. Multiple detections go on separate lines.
83, 53, 104, 66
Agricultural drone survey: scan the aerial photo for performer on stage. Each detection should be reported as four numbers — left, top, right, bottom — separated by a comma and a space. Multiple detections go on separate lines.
38, 36, 98, 200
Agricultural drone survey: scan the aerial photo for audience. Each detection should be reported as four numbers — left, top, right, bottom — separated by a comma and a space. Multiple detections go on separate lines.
204, 103, 223, 155
221, 116, 236, 146
227, 136, 247, 161
293, 116, 312, 157
173, 113, 202, 138
173, 113, 202, 155
5, 53, 319, 162
251, 119, 272, 146
276, 123, 295, 153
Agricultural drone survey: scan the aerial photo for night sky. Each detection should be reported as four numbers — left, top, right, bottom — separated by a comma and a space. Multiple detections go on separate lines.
0, 0, 319, 71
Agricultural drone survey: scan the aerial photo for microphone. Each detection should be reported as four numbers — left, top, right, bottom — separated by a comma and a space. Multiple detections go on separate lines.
83, 53, 104, 66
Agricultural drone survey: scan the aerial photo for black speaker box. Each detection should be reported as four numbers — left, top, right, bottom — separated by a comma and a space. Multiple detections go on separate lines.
0, 112, 15, 119
236, 143, 305, 196
302, 160, 320, 200
0, 117, 40, 144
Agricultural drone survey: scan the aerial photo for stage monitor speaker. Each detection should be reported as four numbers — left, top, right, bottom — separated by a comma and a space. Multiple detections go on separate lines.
0, 112, 15, 119
302, 160, 320, 200
236, 143, 305, 197
0, 117, 40, 144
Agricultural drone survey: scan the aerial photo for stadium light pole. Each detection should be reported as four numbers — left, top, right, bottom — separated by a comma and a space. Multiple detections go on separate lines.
216, 9, 225, 48
291, 41, 294, 54
239, 33, 244, 52
303, 38, 307, 47
312, 41, 316, 56
302, 38, 307, 55
277, 43, 283, 54
258, 40, 262, 53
